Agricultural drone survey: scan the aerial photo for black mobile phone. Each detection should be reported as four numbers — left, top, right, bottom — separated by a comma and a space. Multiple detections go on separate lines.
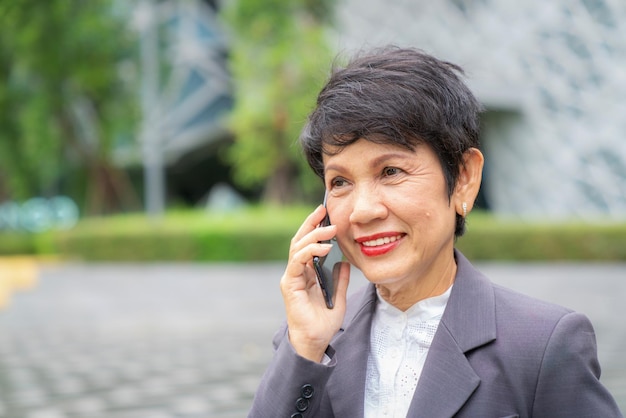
312, 192, 344, 309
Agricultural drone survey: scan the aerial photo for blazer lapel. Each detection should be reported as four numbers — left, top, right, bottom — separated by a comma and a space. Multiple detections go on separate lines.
326, 284, 377, 418
408, 250, 497, 417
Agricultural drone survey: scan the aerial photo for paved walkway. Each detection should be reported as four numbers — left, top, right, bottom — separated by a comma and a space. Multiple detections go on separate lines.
0, 261, 624, 417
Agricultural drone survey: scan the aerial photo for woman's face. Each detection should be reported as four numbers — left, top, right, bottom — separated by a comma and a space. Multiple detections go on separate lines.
323, 139, 459, 289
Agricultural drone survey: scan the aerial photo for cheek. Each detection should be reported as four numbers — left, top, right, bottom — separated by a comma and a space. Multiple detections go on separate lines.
335, 223, 355, 263
327, 203, 350, 232
406, 194, 451, 228
334, 210, 351, 237
329, 206, 354, 254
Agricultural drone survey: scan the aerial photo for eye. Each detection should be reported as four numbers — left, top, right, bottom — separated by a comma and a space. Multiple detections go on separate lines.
330, 177, 348, 188
382, 167, 401, 177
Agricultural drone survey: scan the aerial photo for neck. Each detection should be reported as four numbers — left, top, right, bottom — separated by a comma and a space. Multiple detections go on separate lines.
376, 256, 457, 311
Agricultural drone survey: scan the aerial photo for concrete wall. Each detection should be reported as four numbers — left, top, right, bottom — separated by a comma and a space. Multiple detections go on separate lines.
331, 0, 626, 219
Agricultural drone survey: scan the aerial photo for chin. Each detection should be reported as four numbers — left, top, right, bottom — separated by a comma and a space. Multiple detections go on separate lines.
358, 264, 404, 286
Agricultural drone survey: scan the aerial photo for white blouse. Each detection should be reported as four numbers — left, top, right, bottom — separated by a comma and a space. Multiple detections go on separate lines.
364, 285, 452, 418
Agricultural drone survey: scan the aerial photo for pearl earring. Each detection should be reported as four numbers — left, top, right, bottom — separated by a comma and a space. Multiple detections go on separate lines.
462, 202, 468, 218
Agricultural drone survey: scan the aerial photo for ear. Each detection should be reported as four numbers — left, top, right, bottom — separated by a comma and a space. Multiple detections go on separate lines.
453, 148, 484, 216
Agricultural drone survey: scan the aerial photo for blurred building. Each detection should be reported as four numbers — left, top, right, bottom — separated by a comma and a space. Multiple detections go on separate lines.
119, 0, 235, 207
332, 0, 626, 219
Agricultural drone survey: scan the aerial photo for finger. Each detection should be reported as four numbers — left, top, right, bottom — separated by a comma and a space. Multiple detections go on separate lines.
289, 224, 337, 260
284, 242, 332, 286
284, 242, 333, 279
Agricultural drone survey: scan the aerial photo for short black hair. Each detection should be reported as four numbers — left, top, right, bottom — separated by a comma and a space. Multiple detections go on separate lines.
299, 46, 483, 236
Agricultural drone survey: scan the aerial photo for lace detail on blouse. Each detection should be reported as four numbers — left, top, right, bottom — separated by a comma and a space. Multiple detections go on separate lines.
364, 286, 452, 418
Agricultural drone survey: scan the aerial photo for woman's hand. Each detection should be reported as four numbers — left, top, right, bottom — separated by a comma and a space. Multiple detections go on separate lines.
280, 204, 351, 362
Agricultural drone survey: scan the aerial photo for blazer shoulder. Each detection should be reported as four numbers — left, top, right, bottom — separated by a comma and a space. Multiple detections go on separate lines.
456, 250, 574, 324
487, 282, 587, 365
492, 282, 575, 323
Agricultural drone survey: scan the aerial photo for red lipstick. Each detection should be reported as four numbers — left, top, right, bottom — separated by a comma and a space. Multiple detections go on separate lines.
355, 232, 405, 257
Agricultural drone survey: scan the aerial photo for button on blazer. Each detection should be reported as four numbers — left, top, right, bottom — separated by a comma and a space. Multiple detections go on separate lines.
248, 250, 623, 417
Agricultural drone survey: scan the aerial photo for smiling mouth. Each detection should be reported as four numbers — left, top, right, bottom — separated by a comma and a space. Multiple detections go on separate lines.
360, 234, 404, 247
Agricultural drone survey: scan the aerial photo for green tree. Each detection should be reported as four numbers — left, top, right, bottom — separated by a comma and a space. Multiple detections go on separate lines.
0, 0, 140, 214
220, 0, 335, 204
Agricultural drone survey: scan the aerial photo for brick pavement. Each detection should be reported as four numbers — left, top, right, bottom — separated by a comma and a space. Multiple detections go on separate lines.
0, 261, 624, 417
0, 263, 286, 418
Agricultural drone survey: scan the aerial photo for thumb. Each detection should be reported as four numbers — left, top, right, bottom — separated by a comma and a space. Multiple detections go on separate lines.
333, 261, 351, 310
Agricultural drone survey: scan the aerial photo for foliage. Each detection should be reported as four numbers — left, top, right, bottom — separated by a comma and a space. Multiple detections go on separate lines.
457, 213, 626, 261
0, 233, 37, 256
0, 0, 140, 213
50, 206, 311, 261
219, 0, 335, 204
2, 209, 626, 262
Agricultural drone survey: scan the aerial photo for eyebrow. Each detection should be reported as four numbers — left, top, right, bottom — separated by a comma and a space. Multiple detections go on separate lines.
369, 152, 414, 168
324, 151, 414, 174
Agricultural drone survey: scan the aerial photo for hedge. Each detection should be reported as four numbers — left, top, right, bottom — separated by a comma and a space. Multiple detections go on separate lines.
1, 208, 625, 262
456, 220, 626, 261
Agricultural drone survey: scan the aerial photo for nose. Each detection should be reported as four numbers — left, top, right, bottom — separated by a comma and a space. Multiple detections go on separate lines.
348, 185, 388, 225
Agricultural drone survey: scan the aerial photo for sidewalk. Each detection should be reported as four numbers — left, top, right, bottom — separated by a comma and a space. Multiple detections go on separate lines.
0, 261, 624, 417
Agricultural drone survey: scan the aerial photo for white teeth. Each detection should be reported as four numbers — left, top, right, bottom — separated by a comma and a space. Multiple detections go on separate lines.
362, 235, 402, 247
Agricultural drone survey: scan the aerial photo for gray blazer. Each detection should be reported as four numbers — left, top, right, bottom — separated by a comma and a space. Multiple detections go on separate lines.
249, 251, 622, 417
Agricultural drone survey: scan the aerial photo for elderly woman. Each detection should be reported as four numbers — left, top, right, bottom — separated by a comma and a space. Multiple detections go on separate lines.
248, 47, 622, 418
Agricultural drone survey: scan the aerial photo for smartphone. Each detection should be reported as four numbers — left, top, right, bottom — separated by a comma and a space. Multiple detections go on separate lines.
312, 192, 344, 309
